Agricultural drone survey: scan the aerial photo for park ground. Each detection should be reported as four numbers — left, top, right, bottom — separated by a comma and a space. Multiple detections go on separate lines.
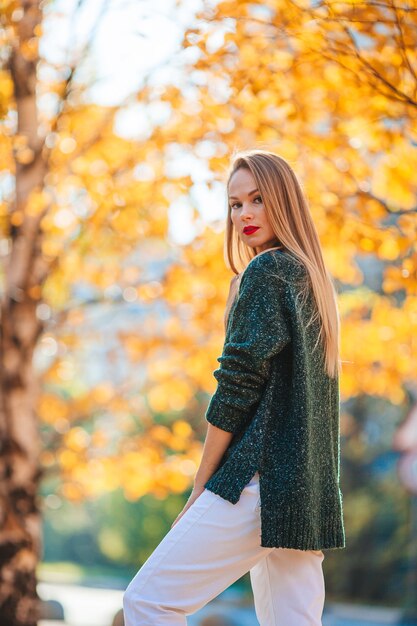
38, 578, 416, 626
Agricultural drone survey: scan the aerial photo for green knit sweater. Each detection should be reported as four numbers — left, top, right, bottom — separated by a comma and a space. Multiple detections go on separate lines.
204, 248, 346, 551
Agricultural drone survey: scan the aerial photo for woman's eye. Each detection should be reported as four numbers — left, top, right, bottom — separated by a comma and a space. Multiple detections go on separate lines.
230, 197, 262, 209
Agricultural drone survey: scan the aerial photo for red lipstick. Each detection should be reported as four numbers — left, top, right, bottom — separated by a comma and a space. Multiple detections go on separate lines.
243, 226, 260, 235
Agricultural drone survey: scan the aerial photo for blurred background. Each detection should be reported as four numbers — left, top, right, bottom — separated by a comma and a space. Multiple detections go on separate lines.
1, 0, 417, 625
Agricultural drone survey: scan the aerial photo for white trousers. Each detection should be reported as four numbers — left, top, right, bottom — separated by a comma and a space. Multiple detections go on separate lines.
123, 471, 325, 626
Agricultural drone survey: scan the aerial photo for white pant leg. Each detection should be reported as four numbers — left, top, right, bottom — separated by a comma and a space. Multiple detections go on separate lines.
123, 471, 325, 626
250, 545, 325, 626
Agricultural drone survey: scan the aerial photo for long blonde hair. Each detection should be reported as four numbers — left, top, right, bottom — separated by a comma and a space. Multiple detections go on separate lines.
223, 149, 341, 379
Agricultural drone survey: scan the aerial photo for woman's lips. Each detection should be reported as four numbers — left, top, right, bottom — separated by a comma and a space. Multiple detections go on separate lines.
243, 226, 260, 235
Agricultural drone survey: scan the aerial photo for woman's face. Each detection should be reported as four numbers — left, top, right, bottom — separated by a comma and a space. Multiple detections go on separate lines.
228, 167, 279, 252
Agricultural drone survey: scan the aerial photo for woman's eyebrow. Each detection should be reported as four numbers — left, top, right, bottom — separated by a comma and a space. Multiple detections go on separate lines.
229, 188, 259, 200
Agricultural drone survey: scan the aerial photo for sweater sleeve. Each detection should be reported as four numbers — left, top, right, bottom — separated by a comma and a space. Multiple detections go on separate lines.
205, 255, 291, 434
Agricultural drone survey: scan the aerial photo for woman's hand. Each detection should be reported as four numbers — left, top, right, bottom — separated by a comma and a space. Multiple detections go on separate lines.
170, 484, 205, 529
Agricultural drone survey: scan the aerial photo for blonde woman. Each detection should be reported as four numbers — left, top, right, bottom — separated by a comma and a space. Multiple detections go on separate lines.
123, 149, 346, 625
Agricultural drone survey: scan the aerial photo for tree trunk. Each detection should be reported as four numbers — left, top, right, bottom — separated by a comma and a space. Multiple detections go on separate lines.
0, 2, 48, 624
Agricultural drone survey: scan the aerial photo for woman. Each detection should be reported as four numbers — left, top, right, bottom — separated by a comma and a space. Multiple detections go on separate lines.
123, 149, 346, 626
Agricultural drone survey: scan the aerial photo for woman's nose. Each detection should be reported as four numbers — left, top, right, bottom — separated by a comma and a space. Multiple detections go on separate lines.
241, 203, 254, 218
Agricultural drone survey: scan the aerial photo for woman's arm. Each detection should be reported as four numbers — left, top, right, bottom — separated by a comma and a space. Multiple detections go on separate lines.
172, 257, 290, 527
205, 255, 291, 434
193, 423, 233, 489
171, 424, 232, 527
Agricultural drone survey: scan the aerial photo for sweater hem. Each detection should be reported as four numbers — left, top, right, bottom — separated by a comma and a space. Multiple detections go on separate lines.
204, 466, 346, 551
260, 502, 346, 550
204, 461, 258, 505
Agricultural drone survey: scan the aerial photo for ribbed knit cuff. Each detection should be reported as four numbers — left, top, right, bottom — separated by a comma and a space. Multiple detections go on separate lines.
205, 395, 245, 434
